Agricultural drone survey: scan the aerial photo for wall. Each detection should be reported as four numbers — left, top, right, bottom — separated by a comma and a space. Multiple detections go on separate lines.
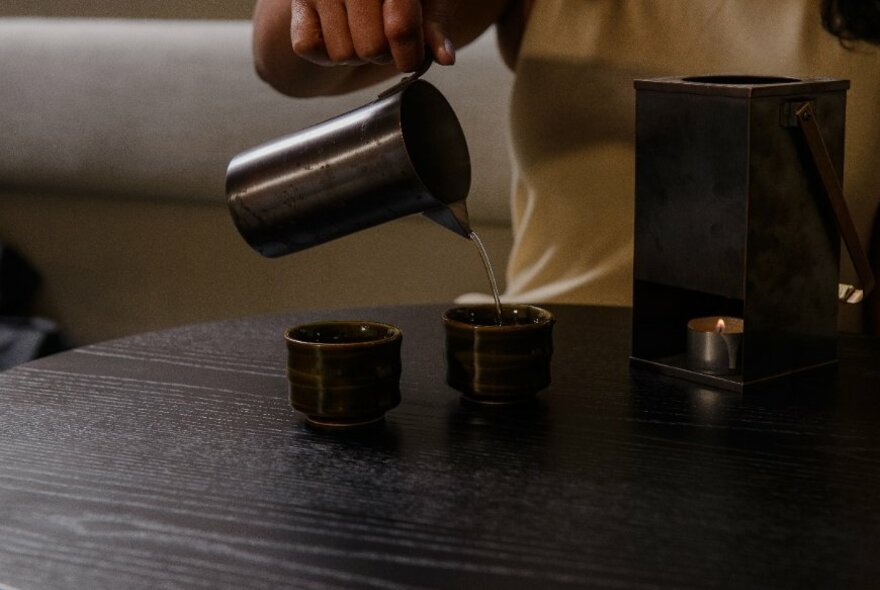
0, 1, 253, 19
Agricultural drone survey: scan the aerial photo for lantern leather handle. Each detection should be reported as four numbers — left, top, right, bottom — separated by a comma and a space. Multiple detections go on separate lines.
792, 101, 875, 304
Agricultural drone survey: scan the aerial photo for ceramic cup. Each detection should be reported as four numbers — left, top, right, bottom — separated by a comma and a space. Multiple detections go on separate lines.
442, 304, 555, 404
285, 321, 402, 428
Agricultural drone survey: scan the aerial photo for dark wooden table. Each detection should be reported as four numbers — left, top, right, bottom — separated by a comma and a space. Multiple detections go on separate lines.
1, 304, 878, 589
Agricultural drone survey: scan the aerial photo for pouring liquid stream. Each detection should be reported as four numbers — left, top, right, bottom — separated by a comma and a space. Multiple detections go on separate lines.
468, 231, 503, 324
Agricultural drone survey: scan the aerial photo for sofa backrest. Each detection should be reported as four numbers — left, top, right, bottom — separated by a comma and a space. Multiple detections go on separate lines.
0, 18, 514, 226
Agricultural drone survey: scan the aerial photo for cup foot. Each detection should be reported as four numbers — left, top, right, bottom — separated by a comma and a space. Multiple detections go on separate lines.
304, 414, 386, 429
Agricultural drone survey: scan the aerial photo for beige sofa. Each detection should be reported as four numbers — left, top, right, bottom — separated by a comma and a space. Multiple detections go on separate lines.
0, 3, 514, 344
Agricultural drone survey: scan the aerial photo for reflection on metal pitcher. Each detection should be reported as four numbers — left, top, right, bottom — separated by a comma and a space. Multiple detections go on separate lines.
226, 76, 471, 257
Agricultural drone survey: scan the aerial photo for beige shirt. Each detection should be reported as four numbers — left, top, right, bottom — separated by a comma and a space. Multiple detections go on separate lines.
501, 0, 880, 329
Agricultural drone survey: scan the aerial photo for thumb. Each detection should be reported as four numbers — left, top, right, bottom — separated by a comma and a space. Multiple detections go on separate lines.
422, 0, 459, 65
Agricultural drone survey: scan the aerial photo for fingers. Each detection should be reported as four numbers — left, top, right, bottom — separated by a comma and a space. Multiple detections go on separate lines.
382, 0, 425, 71
290, 0, 335, 65
292, 0, 362, 66
314, 1, 358, 64
422, 0, 458, 65
346, 1, 392, 64
290, 0, 448, 72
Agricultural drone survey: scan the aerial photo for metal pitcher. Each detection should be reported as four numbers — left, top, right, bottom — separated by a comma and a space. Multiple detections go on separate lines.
226, 69, 471, 258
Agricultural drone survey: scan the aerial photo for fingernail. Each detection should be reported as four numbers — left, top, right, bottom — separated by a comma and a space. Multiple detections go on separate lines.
443, 38, 456, 64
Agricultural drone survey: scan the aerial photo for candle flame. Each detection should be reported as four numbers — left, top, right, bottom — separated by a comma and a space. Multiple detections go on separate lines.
715, 318, 726, 334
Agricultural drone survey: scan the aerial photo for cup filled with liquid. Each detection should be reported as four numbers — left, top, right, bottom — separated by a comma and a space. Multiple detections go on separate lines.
442, 304, 555, 404
285, 321, 402, 428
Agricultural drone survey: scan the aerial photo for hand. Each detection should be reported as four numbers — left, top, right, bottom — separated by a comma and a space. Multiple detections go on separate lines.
291, 0, 460, 72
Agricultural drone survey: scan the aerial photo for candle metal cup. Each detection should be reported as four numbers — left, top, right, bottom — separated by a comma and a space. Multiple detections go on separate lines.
443, 305, 555, 404
285, 321, 402, 428
686, 317, 744, 375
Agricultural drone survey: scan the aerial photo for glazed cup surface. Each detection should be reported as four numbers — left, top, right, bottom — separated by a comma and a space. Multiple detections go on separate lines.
285, 321, 402, 427
443, 304, 555, 403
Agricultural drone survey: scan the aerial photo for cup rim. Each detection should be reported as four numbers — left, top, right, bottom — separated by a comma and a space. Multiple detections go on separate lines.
285, 320, 402, 348
442, 304, 555, 331
686, 316, 744, 334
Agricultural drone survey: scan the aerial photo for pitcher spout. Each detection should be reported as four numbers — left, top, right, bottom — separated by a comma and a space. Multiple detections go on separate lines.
423, 201, 471, 238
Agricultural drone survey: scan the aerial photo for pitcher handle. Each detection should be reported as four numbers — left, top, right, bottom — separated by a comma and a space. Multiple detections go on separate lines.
377, 50, 434, 99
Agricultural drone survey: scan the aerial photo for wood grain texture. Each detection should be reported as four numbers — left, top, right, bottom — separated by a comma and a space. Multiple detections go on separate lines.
0, 305, 878, 589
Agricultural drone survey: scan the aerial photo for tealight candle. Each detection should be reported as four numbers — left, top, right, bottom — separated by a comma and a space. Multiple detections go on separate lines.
686, 316, 744, 375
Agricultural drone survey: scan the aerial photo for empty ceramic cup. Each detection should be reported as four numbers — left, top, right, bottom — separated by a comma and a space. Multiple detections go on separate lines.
285, 321, 402, 428
443, 304, 555, 403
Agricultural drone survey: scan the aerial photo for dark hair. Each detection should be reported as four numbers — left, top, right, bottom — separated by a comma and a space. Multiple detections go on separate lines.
822, 0, 880, 44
